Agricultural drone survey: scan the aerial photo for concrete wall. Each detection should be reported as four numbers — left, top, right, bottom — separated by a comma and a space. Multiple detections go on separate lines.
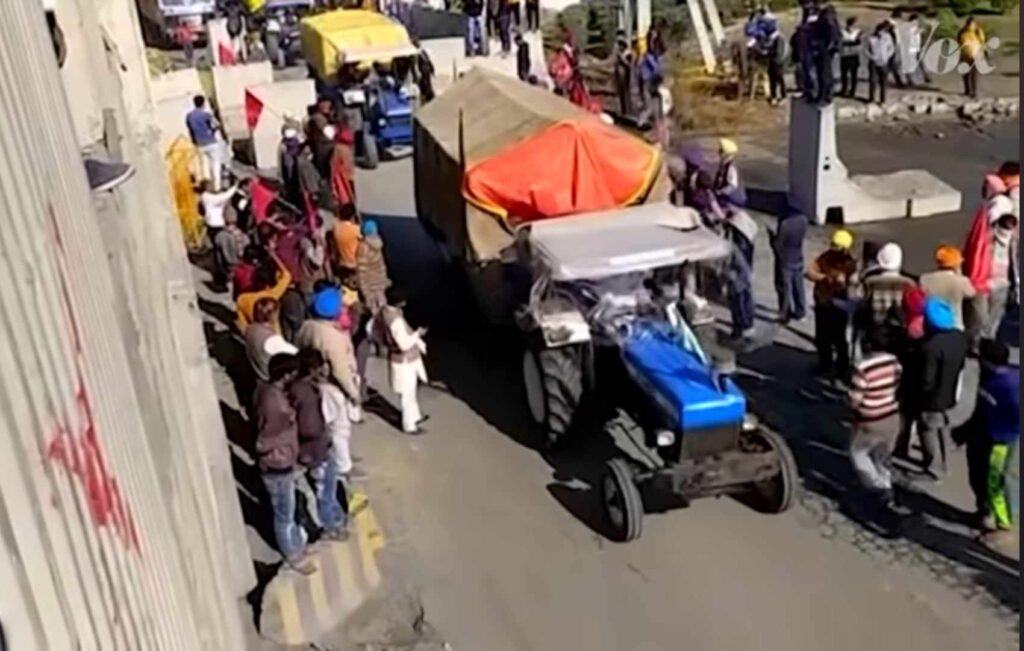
54, 0, 105, 147
0, 0, 253, 648
151, 68, 206, 155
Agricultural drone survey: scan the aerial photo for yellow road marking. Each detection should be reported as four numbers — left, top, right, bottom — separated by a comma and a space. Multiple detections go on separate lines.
308, 555, 332, 627
331, 536, 363, 613
351, 490, 383, 588
277, 581, 303, 645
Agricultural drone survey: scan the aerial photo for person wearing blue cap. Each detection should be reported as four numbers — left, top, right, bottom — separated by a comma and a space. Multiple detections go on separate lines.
897, 297, 968, 480
357, 219, 392, 313
296, 286, 362, 420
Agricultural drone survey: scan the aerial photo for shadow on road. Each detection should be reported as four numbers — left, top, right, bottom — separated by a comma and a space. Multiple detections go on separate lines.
371, 212, 639, 537
737, 341, 1019, 614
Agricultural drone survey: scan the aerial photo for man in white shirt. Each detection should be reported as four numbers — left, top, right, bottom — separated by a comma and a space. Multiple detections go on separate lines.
200, 180, 237, 285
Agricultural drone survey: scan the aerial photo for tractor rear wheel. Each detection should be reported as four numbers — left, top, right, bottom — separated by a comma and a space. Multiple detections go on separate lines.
522, 345, 583, 450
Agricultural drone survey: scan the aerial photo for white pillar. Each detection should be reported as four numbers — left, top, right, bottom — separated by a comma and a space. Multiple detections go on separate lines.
685, 0, 716, 72
636, 0, 650, 40
701, 0, 725, 45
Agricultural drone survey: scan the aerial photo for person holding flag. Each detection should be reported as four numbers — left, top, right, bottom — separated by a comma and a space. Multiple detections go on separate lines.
963, 190, 1019, 350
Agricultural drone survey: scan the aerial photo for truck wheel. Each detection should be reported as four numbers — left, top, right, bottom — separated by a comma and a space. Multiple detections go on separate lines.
602, 458, 643, 542
360, 129, 379, 170
742, 428, 799, 514
521, 346, 583, 449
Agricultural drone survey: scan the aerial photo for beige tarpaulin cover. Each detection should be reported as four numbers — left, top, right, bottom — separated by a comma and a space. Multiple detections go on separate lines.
413, 68, 670, 263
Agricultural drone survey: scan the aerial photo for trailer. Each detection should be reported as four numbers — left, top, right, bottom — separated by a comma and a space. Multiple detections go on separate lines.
413, 68, 672, 322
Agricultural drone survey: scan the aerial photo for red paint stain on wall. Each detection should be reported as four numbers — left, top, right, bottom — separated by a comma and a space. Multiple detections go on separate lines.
43, 206, 141, 553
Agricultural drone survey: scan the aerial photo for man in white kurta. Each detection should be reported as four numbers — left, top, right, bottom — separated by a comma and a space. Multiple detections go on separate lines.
380, 304, 428, 433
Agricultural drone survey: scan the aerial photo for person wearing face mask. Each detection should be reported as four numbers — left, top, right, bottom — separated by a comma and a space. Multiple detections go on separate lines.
963, 194, 1019, 348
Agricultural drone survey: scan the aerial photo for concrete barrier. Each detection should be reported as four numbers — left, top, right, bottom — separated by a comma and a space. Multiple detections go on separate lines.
788, 101, 961, 224
211, 61, 274, 140
421, 30, 544, 94
248, 79, 316, 171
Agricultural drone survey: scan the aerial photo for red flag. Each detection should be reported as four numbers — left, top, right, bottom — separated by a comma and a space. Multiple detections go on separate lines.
218, 42, 237, 66
963, 203, 993, 294
330, 155, 355, 208
249, 178, 276, 224
244, 90, 263, 131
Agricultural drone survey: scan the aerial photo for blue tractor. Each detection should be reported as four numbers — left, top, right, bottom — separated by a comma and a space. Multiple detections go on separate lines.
517, 203, 799, 541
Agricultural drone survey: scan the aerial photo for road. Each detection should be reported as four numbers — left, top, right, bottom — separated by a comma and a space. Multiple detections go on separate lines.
343, 118, 1020, 650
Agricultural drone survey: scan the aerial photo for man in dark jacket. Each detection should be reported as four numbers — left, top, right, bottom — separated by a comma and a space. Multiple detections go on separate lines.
255, 354, 315, 573
911, 298, 968, 480
770, 210, 808, 323
464, 0, 487, 56
809, 3, 841, 103
292, 349, 349, 541
516, 31, 532, 82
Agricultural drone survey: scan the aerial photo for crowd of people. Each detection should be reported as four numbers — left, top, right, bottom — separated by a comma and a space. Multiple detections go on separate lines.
794, 165, 1018, 539
188, 93, 431, 573
743, 2, 994, 106
671, 138, 1019, 543
462, 0, 541, 59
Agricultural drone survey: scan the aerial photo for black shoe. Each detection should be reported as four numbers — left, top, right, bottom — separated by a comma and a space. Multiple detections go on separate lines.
85, 158, 135, 192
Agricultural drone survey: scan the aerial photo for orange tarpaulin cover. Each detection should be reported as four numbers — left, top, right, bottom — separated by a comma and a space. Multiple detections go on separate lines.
462, 118, 661, 225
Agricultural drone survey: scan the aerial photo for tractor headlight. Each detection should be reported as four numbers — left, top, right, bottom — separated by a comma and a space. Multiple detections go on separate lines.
655, 429, 675, 447
378, 118, 386, 127
741, 413, 760, 432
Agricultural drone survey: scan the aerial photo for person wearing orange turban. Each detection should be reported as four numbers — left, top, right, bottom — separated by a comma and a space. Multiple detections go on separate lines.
920, 244, 976, 331
935, 245, 963, 270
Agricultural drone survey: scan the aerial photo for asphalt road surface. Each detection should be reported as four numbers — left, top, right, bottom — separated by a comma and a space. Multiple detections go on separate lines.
346, 118, 1019, 651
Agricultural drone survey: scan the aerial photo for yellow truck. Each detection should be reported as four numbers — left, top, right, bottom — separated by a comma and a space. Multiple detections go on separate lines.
299, 9, 418, 79
301, 9, 418, 168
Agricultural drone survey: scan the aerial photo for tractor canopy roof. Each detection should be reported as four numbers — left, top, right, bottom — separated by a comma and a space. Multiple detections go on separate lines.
526, 203, 731, 281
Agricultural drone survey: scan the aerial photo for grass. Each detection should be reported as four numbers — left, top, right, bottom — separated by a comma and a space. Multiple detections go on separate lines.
669, 55, 787, 134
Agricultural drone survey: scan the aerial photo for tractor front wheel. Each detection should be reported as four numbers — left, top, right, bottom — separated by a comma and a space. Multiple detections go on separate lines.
741, 427, 799, 514
602, 458, 644, 542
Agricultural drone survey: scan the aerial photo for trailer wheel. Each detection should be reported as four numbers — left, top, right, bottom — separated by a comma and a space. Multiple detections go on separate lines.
742, 428, 799, 514
521, 346, 583, 449
602, 458, 643, 542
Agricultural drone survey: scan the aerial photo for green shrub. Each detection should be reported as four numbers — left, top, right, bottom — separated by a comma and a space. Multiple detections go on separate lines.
652, 0, 690, 42
949, 0, 971, 14
991, 0, 1019, 13
934, 7, 961, 38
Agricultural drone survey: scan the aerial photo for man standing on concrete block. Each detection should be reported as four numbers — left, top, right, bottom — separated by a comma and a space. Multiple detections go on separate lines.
525, 0, 540, 32
187, 95, 224, 191
464, 0, 488, 56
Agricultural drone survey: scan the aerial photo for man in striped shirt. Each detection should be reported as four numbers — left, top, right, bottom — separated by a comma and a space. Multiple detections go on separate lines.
848, 327, 903, 499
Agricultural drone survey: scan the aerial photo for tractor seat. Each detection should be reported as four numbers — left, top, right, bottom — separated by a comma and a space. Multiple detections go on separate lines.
622, 330, 746, 431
